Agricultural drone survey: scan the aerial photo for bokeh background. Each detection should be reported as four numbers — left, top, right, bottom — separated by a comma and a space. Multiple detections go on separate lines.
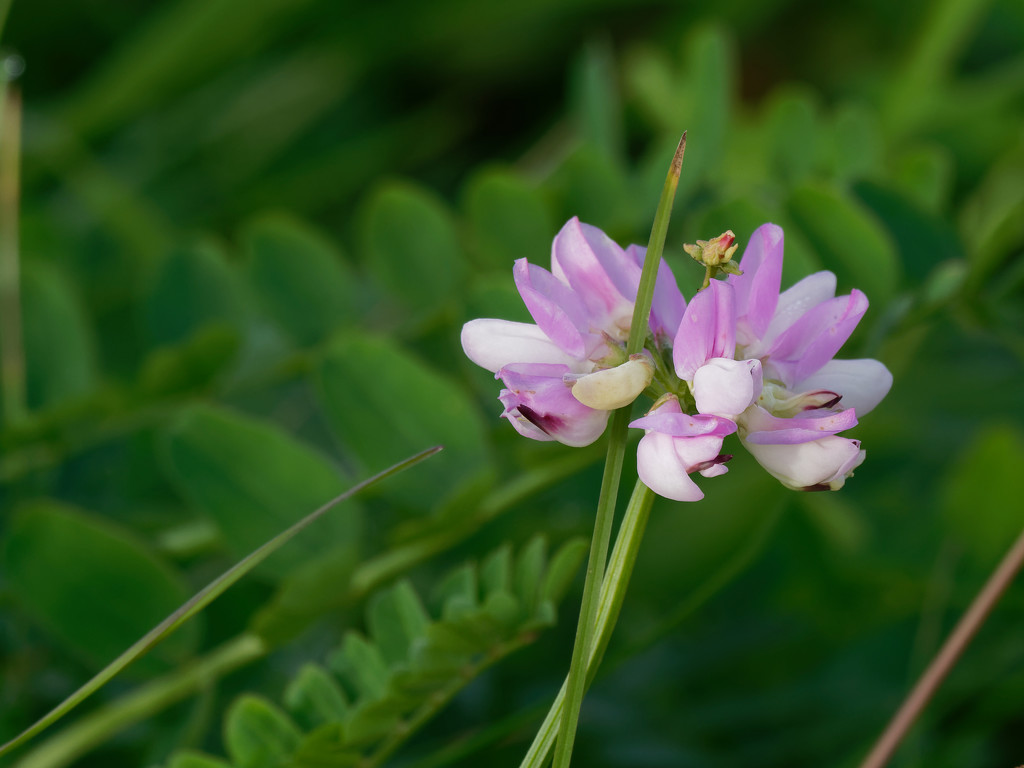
1, 0, 1023, 766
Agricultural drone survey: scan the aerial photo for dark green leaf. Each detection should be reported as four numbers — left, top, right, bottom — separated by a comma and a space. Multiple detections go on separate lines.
138, 324, 241, 396
764, 87, 822, 186
142, 239, 246, 347
942, 425, 1024, 565
368, 581, 431, 667
1, 500, 196, 674
359, 181, 464, 321
462, 168, 553, 273
431, 563, 477, 617
166, 751, 233, 768
540, 538, 588, 605
20, 261, 97, 410
787, 183, 901, 305
242, 212, 358, 345
479, 543, 512, 599
513, 536, 547, 616
331, 633, 390, 701
284, 664, 349, 729
224, 695, 301, 768
316, 333, 490, 509
161, 404, 361, 579
292, 724, 362, 768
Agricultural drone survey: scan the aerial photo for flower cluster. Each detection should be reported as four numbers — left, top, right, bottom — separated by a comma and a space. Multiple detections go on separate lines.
462, 218, 892, 501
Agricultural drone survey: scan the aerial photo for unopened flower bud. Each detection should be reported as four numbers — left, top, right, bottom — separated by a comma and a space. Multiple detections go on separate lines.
568, 355, 654, 410
684, 230, 739, 268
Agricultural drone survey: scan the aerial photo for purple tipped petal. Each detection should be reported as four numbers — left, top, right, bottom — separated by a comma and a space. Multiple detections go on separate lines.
755, 271, 837, 353
795, 358, 893, 416
741, 405, 859, 445
692, 358, 763, 418
673, 280, 737, 380
730, 223, 783, 339
629, 410, 737, 438
497, 363, 609, 447
742, 434, 865, 491
551, 218, 638, 339
513, 258, 594, 359
460, 319, 583, 373
768, 290, 869, 384
627, 244, 687, 340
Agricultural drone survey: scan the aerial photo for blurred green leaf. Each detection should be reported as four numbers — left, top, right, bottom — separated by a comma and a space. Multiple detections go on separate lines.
764, 87, 822, 186
853, 180, 963, 286
828, 102, 883, 182
359, 181, 465, 323
143, 239, 246, 347
161, 403, 361, 579
19, 261, 97, 410
786, 183, 901, 304
224, 695, 302, 768
331, 633, 390, 701
942, 424, 1024, 565
570, 38, 623, 163
1, 500, 197, 674
242, 212, 358, 346
166, 751, 233, 768
677, 23, 734, 187
368, 580, 431, 667
549, 145, 631, 233
284, 664, 350, 730
138, 324, 241, 396
462, 168, 553, 273
316, 333, 490, 509
891, 144, 954, 213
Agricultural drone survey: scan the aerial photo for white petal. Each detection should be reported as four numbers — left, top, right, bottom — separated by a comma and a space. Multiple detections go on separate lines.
461, 319, 582, 373
743, 435, 864, 490
692, 358, 761, 418
796, 358, 892, 416
636, 432, 704, 502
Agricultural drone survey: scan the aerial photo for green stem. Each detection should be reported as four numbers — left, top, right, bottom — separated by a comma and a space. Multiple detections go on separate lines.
0, 447, 442, 760
0, 82, 25, 426
521, 480, 656, 768
551, 133, 686, 768
11, 635, 267, 768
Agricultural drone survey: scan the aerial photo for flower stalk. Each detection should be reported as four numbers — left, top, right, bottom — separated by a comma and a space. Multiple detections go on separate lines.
552, 132, 686, 768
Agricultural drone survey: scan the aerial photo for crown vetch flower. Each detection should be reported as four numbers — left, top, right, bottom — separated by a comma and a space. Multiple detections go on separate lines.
461, 217, 684, 447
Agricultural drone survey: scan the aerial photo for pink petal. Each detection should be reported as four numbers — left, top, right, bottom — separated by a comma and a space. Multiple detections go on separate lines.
741, 405, 859, 445
755, 271, 837, 353
513, 258, 594, 359
497, 363, 609, 447
673, 280, 736, 380
551, 218, 638, 339
461, 319, 583, 373
767, 290, 869, 385
730, 223, 783, 340
795, 358, 892, 416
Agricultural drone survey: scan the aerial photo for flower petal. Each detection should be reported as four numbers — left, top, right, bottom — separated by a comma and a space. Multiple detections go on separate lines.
497, 363, 609, 447
692, 357, 763, 418
461, 319, 583, 373
673, 280, 736, 380
570, 356, 653, 410
730, 223, 783, 340
636, 431, 705, 502
795, 358, 893, 416
767, 290, 869, 384
513, 258, 596, 359
754, 270, 837, 354
740, 404, 859, 445
742, 435, 865, 491
551, 217, 638, 340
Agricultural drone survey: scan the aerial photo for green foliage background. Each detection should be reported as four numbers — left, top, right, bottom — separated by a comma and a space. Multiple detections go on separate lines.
1, 0, 1023, 766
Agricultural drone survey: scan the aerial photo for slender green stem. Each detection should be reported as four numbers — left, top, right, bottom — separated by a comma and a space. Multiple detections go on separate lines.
0, 446, 442, 760
521, 480, 655, 768
11, 635, 267, 768
551, 130, 686, 768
